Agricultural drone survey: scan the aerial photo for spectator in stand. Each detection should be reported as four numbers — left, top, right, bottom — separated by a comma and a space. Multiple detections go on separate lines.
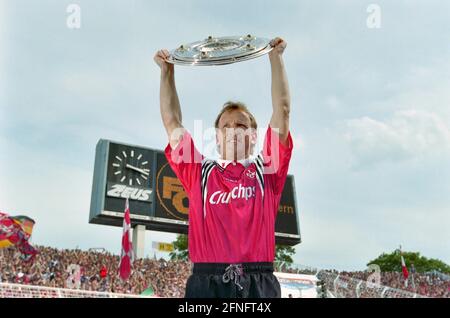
1, 245, 448, 298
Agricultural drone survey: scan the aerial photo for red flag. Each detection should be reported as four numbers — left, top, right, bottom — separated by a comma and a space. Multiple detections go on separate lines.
119, 198, 133, 280
401, 255, 409, 279
0, 211, 38, 262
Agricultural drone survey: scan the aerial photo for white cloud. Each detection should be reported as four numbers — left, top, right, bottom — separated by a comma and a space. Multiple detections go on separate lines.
345, 110, 450, 166
344, 57, 450, 168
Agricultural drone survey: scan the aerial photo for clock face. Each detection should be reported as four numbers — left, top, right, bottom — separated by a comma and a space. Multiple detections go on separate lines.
111, 148, 150, 187
105, 143, 154, 204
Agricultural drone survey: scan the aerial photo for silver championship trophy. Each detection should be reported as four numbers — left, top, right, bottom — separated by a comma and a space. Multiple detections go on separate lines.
166, 34, 273, 66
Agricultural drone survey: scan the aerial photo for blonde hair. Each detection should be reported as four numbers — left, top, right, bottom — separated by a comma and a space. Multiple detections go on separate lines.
214, 101, 257, 129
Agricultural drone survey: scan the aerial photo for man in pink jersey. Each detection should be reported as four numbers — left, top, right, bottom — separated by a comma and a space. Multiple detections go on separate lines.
154, 37, 293, 298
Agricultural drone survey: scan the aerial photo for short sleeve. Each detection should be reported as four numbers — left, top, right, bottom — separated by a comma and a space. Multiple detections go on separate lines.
260, 125, 294, 195
164, 130, 203, 194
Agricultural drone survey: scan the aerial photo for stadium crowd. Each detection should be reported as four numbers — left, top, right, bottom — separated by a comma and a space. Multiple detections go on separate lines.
0, 246, 190, 297
1, 246, 449, 298
279, 266, 449, 298
337, 271, 450, 298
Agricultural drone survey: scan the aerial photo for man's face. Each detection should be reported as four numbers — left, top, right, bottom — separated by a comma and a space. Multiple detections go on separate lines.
216, 110, 256, 160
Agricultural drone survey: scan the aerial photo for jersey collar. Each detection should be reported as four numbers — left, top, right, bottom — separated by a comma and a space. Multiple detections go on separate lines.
216, 156, 255, 169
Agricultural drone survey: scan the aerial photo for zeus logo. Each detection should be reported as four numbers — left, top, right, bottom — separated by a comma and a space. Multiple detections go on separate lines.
209, 185, 256, 205
107, 184, 152, 202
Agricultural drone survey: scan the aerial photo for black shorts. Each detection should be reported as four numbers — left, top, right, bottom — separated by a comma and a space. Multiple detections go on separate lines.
185, 262, 281, 298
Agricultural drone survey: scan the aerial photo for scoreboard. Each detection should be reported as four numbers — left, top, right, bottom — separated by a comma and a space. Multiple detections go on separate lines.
89, 139, 301, 246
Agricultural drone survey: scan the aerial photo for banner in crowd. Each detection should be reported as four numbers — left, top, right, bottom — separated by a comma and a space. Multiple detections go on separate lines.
274, 272, 319, 298
0, 211, 38, 261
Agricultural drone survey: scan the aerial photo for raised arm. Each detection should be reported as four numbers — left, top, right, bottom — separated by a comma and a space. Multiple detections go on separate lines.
268, 37, 291, 145
154, 49, 184, 149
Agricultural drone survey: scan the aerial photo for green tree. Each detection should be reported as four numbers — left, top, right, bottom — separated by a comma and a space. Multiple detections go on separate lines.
275, 245, 295, 265
367, 250, 450, 274
169, 234, 189, 261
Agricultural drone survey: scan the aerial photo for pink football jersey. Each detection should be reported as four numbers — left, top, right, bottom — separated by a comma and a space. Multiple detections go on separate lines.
165, 126, 293, 263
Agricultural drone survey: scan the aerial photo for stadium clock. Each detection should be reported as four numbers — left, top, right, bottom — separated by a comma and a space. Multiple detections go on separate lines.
105, 143, 153, 202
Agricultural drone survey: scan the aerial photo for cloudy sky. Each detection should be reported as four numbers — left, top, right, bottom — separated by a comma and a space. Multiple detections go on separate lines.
1, 0, 449, 271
